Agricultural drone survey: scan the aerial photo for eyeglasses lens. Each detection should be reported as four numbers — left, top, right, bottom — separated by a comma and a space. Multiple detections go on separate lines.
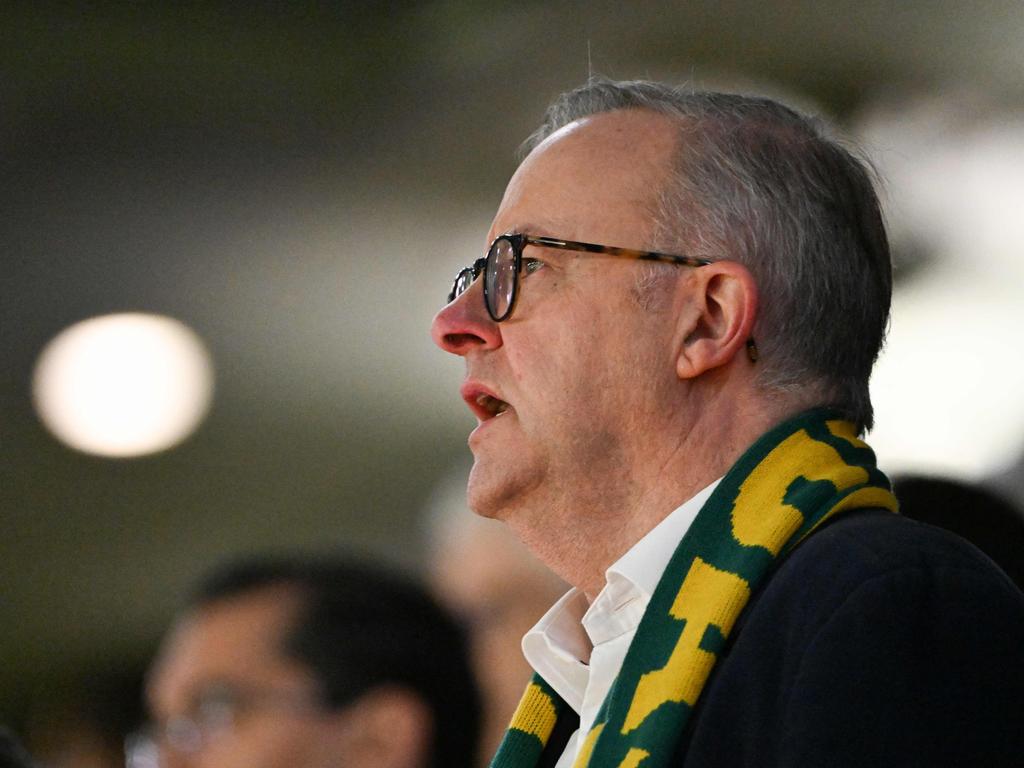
124, 718, 201, 768
485, 238, 517, 320
125, 732, 160, 768
449, 267, 474, 304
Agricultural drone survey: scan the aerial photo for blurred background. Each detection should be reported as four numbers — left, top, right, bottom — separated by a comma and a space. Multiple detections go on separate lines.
3, 2, 1024, 763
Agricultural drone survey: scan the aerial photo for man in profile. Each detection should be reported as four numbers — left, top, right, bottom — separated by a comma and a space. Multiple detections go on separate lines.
431, 78, 1024, 767
138, 557, 480, 768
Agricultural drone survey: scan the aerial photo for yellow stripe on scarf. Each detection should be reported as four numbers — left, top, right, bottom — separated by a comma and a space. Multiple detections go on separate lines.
509, 683, 559, 743
622, 557, 749, 733
731, 428, 870, 553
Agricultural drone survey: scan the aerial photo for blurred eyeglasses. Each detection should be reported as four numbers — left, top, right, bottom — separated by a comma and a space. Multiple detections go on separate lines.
446, 232, 713, 322
125, 681, 324, 768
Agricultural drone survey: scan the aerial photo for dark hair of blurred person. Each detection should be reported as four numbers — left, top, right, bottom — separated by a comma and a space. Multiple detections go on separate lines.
138, 556, 480, 768
894, 474, 1024, 590
0, 728, 36, 768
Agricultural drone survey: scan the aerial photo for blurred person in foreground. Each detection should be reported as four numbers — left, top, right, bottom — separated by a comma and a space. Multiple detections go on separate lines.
135, 557, 480, 768
894, 473, 1024, 589
431, 77, 1024, 767
23, 666, 145, 768
0, 728, 36, 768
425, 465, 567, 766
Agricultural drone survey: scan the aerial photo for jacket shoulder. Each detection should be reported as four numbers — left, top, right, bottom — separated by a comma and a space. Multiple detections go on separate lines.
679, 509, 1024, 767
762, 508, 1022, 617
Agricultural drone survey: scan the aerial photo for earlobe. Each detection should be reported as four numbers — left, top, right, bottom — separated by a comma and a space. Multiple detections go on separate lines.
675, 262, 758, 380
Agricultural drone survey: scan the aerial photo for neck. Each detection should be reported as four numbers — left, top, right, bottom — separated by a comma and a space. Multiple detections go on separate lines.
511, 389, 799, 599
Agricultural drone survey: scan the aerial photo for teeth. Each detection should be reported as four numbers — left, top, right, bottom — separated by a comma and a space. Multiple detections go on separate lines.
475, 393, 509, 416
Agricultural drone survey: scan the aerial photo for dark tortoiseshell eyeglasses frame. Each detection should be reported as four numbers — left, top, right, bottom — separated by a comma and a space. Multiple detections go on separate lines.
446, 233, 715, 323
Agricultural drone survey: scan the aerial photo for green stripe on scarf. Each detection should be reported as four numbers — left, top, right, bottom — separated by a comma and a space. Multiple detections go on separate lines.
490, 409, 898, 768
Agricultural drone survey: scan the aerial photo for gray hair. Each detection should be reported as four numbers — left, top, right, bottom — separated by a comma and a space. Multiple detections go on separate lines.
524, 78, 892, 432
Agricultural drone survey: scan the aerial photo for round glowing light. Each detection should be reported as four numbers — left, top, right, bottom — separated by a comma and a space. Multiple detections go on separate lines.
32, 313, 214, 457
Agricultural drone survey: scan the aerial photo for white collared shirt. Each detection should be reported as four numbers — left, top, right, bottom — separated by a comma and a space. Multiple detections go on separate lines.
521, 480, 721, 768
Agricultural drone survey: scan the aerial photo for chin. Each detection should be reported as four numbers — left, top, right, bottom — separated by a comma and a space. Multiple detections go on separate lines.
466, 457, 536, 523
466, 469, 507, 521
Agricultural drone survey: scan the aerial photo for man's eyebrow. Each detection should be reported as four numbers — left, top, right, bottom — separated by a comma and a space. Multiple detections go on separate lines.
502, 222, 559, 238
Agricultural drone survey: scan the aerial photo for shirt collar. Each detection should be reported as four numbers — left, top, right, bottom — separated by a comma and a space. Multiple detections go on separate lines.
521, 478, 721, 709
603, 479, 721, 605
521, 588, 591, 711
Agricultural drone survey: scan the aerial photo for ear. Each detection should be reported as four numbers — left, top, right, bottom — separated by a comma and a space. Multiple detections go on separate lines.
675, 261, 758, 380
327, 686, 432, 768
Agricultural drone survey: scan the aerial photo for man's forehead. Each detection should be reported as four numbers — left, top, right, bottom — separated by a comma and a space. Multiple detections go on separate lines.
490, 109, 677, 243
147, 588, 303, 710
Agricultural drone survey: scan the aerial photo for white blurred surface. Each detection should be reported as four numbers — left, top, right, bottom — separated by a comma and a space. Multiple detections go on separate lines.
860, 94, 1024, 478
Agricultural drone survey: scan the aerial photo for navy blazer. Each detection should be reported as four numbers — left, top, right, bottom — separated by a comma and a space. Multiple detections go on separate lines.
536, 510, 1024, 767
677, 509, 1024, 766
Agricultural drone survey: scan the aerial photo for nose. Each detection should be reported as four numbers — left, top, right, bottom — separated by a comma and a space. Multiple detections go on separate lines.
431, 278, 502, 356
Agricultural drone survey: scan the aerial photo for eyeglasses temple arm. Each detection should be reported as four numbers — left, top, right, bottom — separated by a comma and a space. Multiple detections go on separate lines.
523, 235, 712, 268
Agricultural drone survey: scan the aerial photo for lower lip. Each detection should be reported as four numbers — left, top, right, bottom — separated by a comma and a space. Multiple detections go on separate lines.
468, 411, 511, 443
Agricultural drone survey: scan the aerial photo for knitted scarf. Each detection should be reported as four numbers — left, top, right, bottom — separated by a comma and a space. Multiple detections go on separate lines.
490, 409, 898, 768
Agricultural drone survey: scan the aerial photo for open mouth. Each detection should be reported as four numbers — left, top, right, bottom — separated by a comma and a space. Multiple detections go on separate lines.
475, 393, 510, 418
462, 383, 512, 422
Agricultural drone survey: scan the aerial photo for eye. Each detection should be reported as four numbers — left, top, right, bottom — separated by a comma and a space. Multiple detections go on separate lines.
523, 258, 545, 275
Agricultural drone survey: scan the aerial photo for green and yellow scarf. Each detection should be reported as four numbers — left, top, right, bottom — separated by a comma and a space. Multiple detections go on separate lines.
490, 409, 898, 768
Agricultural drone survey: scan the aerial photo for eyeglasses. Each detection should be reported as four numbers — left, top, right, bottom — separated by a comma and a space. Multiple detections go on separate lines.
446, 233, 714, 322
125, 682, 324, 768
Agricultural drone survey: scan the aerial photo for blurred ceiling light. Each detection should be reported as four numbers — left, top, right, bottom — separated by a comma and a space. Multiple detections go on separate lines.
32, 313, 214, 457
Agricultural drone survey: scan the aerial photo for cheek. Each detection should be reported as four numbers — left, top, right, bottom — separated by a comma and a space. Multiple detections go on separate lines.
504, 333, 548, 388
507, 312, 594, 389
200, 722, 327, 768
196, 742, 257, 768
